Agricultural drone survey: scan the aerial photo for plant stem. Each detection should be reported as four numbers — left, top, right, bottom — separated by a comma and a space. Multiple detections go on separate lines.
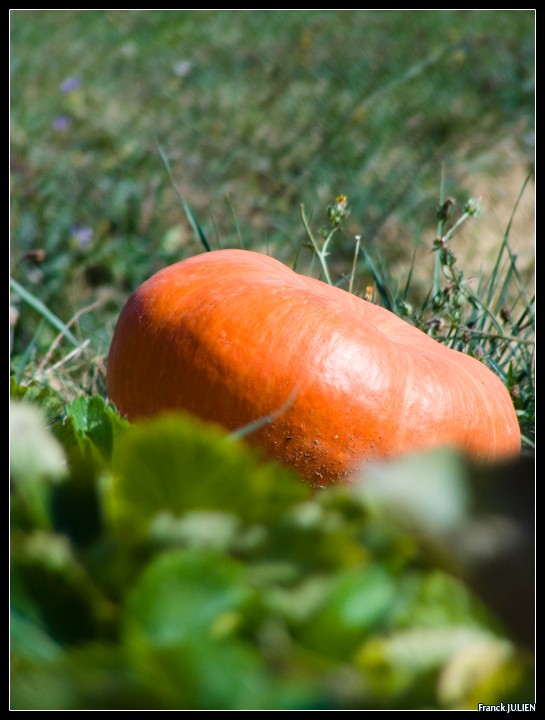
10, 278, 80, 348
433, 165, 446, 298
349, 235, 361, 295
300, 204, 333, 285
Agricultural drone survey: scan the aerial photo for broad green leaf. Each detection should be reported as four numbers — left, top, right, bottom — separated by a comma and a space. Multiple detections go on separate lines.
389, 571, 496, 632
124, 549, 251, 646
65, 394, 129, 463
9, 379, 128, 467
105, 413, 308, 535
123, 548, 268, 709
297, 564, 398, 658
122, 548, 316, 709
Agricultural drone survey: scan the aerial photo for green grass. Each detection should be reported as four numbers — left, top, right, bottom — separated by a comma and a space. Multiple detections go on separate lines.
10, 9, 535, 441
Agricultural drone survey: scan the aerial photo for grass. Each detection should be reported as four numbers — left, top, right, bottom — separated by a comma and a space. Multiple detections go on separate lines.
10, 10, 535, 443
9, 13, 536, 710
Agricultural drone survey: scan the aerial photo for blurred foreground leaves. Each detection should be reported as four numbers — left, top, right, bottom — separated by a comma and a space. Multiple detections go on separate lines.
10, 382, 534, 709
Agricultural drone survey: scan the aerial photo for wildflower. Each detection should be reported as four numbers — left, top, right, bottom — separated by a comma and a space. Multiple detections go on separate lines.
60, 76, 81, 93
53, 115, 71, 131
327, 195, 350, 227
71, 224, 93, 248
463, 196, 483, 217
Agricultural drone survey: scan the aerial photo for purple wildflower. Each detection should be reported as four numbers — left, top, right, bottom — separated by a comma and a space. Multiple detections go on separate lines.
53, 115, 71, 131
60, 76, 81, 93
71, 225, 93, 248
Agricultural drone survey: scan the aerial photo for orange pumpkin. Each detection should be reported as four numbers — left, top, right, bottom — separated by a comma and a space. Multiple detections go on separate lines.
107, 249, 520, 485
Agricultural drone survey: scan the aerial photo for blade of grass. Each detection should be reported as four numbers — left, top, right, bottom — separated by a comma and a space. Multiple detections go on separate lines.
402, 244, 419, 303
512, 295, 535, 332
491, 262, 517, 315
519, 433, 535, 452
12, 318, 45, 383
225, 193, 244, 249
228, 383, 300, 441
156, 140, 211, 252
485, 169, 534, 309
10, 278, 80, 348
207, 210, 223, 250
357, 243, 395, 312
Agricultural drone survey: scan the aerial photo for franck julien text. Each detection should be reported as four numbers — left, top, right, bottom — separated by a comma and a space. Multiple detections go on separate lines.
478, 705, 535, 712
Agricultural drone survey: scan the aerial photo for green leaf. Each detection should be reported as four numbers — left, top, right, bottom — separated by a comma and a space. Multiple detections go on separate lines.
10, 276, 80, 347
298, 564, 398, 658
105, 413, 308, 535
10, 608, 63, 663
390, 571, 494, 631
65, 394, 129, 463
122, 548, 276, 709
10, 377, 66, 425
124, 549, 251, 646
9, 379, 128, 468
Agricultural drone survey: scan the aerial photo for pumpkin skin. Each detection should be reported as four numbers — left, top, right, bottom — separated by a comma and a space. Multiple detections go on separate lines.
107, 249, 521, 485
